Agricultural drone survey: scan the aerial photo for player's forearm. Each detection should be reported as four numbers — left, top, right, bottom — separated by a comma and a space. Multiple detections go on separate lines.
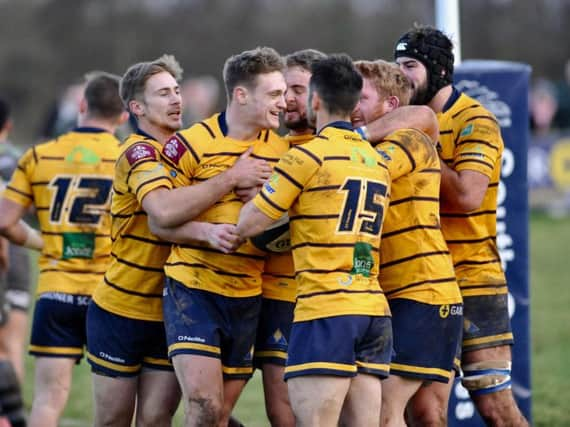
364, 106, 438, 142
237, 202, 274, 239
148, 218, 211, 245
0, 220, 43, 250
439, 161, 487, 212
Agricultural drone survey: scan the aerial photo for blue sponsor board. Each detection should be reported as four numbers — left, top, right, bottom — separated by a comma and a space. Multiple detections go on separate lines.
449, 61, 532, 425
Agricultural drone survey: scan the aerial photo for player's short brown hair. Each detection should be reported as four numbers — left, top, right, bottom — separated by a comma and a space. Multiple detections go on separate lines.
223, 47, 285, 101
120, 54, 183, 111
285, 49, 327, 72
83, 71, 124, 119
354, 59, 412, 106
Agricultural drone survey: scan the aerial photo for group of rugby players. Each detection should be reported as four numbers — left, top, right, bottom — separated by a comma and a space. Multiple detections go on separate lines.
0, 25, 528, 427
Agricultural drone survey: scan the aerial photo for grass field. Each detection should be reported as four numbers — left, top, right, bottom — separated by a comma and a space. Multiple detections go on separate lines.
18, 213, 570, 426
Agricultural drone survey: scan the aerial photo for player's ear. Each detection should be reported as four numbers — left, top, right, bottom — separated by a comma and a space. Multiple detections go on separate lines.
129, 99, 144, 117
311, 90, 321, 112
385, 95, 399, 112
78, 98, 88, 115
234, 86, 248, 106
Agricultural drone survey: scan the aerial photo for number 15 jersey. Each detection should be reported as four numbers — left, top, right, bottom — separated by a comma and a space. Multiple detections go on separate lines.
2, 128, 120, 296
252, 122, 404, 322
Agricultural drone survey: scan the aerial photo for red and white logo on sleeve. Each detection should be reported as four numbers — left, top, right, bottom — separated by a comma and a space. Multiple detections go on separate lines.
125, 143, 156, 165
162, 135, 187, 165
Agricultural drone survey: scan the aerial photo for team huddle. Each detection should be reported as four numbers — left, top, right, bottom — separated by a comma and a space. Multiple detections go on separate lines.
0, 25, 529, 427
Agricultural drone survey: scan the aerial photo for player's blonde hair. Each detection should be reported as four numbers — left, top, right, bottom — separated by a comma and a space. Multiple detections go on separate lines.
223, 46, 284, 101
354, 59, 412, 106
120, 54, 183, 111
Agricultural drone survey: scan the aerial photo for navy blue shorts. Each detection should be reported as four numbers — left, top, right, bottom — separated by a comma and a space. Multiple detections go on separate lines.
389, 298, 463, 383
163, 277, 261, 379
29, 292, 90, 360
462, 294, 513, 352
86, 301, 171, 377
254, 298, 295, 367
284, 315, 392, 380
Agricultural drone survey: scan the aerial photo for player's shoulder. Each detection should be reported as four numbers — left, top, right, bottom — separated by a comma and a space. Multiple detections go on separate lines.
119, 134, 163, 169
452, 93, 498, 123
178, 113, 222, 144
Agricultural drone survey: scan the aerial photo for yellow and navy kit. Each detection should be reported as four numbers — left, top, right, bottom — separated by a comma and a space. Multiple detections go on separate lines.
262, 132, 315, 303
163, 112, 290, 298
92, 130, 173, 321
253, 122, 393, 323
438, 90, 506, 297
3, 127, 120, 296
373, 128, 461, 305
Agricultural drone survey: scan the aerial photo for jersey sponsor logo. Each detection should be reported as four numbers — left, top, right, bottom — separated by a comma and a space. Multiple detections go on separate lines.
263, 173, 279, 194
125, 143, 156, 166
350, 147, 376, 167
65, 146, 101, 165
162, 136, 187, 164
350, 242, 374, 277
460, 123, 474, 137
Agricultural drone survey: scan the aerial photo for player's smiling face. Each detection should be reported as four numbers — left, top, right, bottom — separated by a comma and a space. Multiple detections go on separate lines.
283, 66, 311, 131
351, 77, 388, 126
139, 71, 182, 132
396, 57, 429, 105
250, 71, 286, 130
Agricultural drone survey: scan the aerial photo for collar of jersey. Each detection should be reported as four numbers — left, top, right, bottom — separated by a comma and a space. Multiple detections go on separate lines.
217, 111, 229, 136
317, 120, 353, 135
441, 87, 461, 113
135, 127, 158, 141
73, 126, 107, 134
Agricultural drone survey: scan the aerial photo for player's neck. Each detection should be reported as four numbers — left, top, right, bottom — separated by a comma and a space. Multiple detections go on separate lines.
225, 105, 261, 141
136, 121, 175, 145
78, 117, 116, 135
428, 85, 453, 114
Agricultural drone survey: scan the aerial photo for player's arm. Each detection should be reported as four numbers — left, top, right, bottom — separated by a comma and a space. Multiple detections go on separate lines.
360, 105, 439, 143
142, 147, 271, 229
148, 219, 241, 254
0, 198, 43, 250
439, 163, 489, 212
236, 202, 276, 239
440, 115, 500, 212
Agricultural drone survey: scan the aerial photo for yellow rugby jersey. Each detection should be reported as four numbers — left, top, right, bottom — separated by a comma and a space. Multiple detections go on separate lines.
92, 131, 173, 321
374, 129, 461, 305
163, 112, 290, 298
2, 128, 120, 296
253, 122, 392, 322
262, 132, 315, 303
438, 90, 506, 297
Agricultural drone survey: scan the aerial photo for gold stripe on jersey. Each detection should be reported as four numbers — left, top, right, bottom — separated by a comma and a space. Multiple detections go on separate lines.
164, 113, 290, 297
437, 92, 506, 297
253, 123, 392, 322
262, 132, 315, 302
373, 129, 461, 305
2, 129, 120, 296
92, 133, 174, 321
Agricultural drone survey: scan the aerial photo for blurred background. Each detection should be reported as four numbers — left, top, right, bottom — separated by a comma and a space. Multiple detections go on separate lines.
2, 0, 570, 212
1, 0, 569, 426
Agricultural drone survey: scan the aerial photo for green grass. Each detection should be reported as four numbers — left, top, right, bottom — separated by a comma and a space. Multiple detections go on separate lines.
19, 214, 570, 426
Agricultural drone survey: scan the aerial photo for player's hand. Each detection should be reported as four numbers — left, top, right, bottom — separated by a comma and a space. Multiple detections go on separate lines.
206, 224, 243, 253
229, 147, 272, 188
235, 185, 262, 203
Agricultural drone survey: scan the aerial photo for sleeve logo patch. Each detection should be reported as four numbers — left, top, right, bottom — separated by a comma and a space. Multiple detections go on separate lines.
163, 136, 187, 164
460, 124, 474, 137
126, 143, 156, 165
